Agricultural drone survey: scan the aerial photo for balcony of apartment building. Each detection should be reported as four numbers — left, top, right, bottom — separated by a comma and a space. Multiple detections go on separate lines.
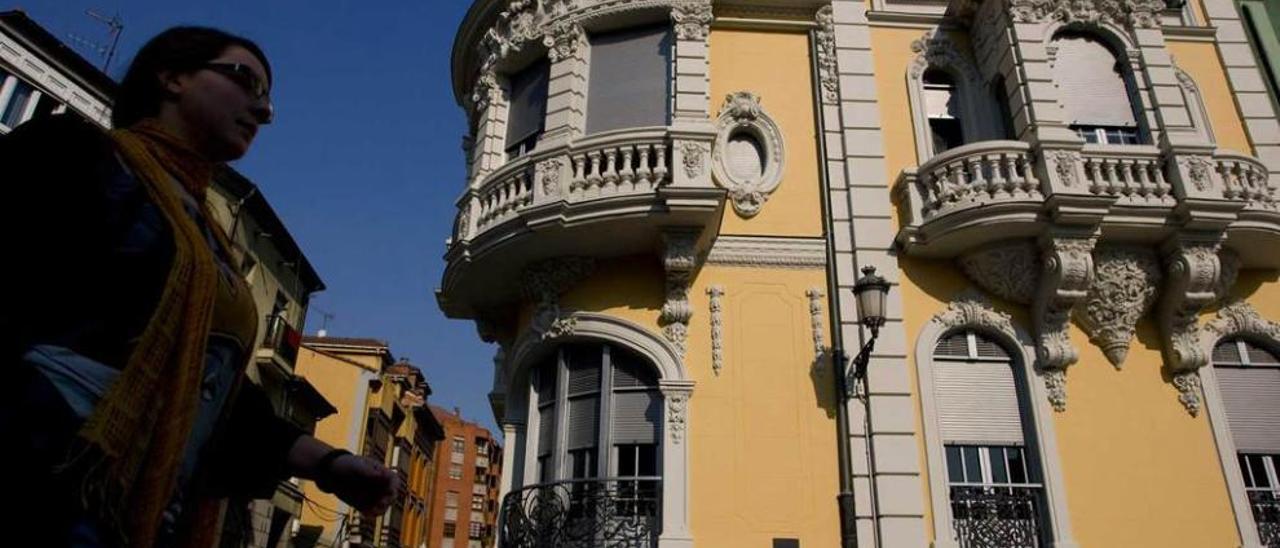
438, 0, 727, 322
892, 19, 1280, 268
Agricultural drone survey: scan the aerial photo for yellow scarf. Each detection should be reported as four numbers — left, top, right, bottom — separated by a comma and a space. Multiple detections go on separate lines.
74, 120, 227, 547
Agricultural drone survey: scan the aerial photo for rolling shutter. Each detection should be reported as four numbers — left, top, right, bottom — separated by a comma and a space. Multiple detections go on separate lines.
1215, 340, 1280, 453
1052, 34, 1139, 127
586, 25, 671, 134
934, 333, 1025, 445
506, 59, 550, 148
613, 390, 660, 444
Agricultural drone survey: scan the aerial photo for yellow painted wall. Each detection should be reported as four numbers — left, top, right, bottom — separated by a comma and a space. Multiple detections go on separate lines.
1167, 40, 1254, 155
873, 26, 927, 185
709, 29, 823, 238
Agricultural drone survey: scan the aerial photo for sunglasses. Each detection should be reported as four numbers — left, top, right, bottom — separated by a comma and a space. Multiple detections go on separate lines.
202, 62, 274, 121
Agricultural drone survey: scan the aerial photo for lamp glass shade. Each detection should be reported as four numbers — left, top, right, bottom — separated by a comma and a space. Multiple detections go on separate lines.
853, 265, 889, 326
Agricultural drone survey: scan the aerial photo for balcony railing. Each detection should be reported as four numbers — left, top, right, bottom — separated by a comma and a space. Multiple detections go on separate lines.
1248, 488, 1280, 547
259, 314, 300, 369
500, 477, 662, 548
949, 484, 1045, 548
1080, 144, 1173, 205
910, 140, 1040, 221
1217, 151, 1276, 210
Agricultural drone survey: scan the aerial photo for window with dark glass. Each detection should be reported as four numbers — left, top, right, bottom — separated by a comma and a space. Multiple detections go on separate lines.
934, 330, 1048, 547
1, 79, 35, 128
1212, 337, 1280, 543
505, 58, 550, 159
923, 70, 965, 154
586, 24, 672, 134
1051, 31, 1146, 145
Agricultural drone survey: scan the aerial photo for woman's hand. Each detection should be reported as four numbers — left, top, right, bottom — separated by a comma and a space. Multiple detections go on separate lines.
324, 453, 404, 516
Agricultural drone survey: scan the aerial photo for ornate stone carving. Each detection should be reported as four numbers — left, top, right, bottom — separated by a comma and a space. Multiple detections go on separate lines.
537, 158, 562, 197
1009, 0, 1162, 28
456, 203, 472, 241
680, 141, 706, 180
712, 92, 786, 218
1202, 300, 1280, 348
1158, 238, 1222, 378
1172, 370, 1202, 416
543, 20, 584, 62
1127, 0, 1166, 28
932, 291, 1019, 344
471, 70, 502, 114
666, 391, 689, 443
671, 0, 713, 41
1044, 370, 1068, 412
1074, 247, 1162, 367
522, 256, 595, 339
815, 6, 839, 104
1033, 235, 1096, 411
660, 230, 700, 357
1049, 150, 1082, 188
708, 285, 724, 376
806, 288, 826, 360
958, 240, 1039, 305
1179, 156, 1213, 192
910, 29, 981, 84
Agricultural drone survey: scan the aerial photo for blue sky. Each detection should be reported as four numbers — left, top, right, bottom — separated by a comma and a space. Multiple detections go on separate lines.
20, 1, 499, 431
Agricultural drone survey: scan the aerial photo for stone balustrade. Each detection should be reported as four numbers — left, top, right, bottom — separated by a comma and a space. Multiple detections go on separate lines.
899, 140, 1040, 223
1216, 150, 1277, 210
1080, 145, 1174, 205
568, 128, 670, 201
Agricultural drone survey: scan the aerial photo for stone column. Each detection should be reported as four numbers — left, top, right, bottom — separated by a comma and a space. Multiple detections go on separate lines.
658, 380, 694, 548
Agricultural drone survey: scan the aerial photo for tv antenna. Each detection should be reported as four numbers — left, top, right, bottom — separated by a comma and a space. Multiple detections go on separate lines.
74, 10, 124, 72
315, 307, 336, 333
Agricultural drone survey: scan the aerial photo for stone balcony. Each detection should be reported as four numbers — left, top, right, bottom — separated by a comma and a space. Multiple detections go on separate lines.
439, 126, 723, 319
892, 139, 1280, 267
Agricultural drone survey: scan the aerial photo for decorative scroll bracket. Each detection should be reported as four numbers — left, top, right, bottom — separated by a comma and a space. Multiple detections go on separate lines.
1158, 236, 1224, 416
1032, 234, 1097, 411
660, 230, 701, 357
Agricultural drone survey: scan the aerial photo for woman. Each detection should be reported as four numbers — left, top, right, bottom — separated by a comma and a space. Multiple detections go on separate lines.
0, 27, 400, 547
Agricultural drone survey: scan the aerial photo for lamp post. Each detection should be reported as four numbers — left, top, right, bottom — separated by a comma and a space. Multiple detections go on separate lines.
852, 265, 890, 382
833, 265, 891, 548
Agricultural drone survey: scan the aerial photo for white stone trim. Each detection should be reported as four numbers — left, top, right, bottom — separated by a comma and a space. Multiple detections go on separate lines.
706, 235, 826, 269
914, 293, 1076, 548
707, 285, 725, 376
711, 91, 787, 217
0, 32, 111, 127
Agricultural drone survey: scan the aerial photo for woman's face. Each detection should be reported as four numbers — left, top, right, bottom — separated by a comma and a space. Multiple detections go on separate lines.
164, 45, 272, 161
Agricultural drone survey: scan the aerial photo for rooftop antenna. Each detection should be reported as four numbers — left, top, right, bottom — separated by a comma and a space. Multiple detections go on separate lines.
84, 10, 124, 72
314, 306, 335, 337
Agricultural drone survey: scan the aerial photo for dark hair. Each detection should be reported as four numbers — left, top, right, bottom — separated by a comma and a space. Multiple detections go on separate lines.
112, 26, 271, 128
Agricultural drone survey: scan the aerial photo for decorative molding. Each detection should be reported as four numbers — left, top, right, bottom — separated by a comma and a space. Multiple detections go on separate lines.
1033, 235, 1097, 411
711, 92, 787, 217
660, 230, 700, 357
1202, 300, 1280, 347
521, 256, 595, 339
1050, 150, 1083, 188
815, 6, 839, 105
706, 236, 826, 269
1178, 155, 1213, 192
537, 158, 563, 197
1008, 0, 1163, 28
707, 286, 725, 376
679, 141, 707, 180
670, 0, 713, 41
544, 20, 585, 62
957, 240, 1039, 305
909, 28, 980, 83
806, 288, 826, 360
1074, 247, 1162, 368
1158, 237, 1223, 414
665, 390, 689, 444
1172, 370, 1203, 416
932, 290, 1020, 344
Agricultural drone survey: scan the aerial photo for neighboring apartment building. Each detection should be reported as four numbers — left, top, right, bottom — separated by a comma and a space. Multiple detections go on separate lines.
438, 0, 1280, 547
1, 10, 334, 548
425, 407, 502, 548
295, 337, 446, 548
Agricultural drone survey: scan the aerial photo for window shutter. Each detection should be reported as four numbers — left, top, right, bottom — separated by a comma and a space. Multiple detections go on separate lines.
934, 333, 970, 358
505, 59, 550, 148
567, 395, 599, 449
1216, 341, 1280, 453
612, 390, 660, 444
586, 25, 671, 134
934, 335, 1025, 445
613, 350, 658, 388
1051, 34, 1139, 127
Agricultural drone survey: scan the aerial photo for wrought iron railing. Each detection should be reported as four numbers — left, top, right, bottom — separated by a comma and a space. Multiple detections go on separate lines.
500, 476, 661, 548
1248, 488, 1280, 547
950, 484, 1045, 548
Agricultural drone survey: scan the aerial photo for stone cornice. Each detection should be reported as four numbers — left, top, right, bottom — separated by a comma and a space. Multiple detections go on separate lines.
706, 236, 826, 269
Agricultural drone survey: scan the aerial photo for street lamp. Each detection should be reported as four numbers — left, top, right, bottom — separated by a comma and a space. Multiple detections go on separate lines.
851, 265, 890, 381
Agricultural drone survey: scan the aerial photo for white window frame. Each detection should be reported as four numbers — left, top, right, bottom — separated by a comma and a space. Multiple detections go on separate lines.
914, 297, 1076, 548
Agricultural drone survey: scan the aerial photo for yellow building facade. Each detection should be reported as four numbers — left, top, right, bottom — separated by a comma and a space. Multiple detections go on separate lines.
440, 0, 1280, 546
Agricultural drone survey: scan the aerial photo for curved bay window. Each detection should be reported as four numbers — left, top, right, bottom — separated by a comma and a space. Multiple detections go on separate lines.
1051, 31, 1145, 145
509, 342, 662, 547
934, 330, 1047, 548
1212, 337, 1280, 545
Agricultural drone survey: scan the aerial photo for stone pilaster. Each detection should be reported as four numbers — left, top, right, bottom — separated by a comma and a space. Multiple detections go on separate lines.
1204, 0, 1280, 176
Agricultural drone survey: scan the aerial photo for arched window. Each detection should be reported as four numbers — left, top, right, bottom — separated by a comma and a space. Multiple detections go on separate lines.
1051, 31, 1144, 145
531, 342, 662, 487
1211, 337, 1280, 543
924, 69, 965, 154
933, 330, 1048, 547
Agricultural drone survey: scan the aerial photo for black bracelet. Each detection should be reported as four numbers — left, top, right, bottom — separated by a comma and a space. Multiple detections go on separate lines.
313, 449, 353, 493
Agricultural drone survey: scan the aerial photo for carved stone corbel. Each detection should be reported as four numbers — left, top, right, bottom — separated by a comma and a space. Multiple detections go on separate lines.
1073, 246, 1162, 368
1158, 236, 1224, 416
661, 230, 701, 357
1033, 234, 1097, 411
671, 0, 713, 41
522, 257, 595, 340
